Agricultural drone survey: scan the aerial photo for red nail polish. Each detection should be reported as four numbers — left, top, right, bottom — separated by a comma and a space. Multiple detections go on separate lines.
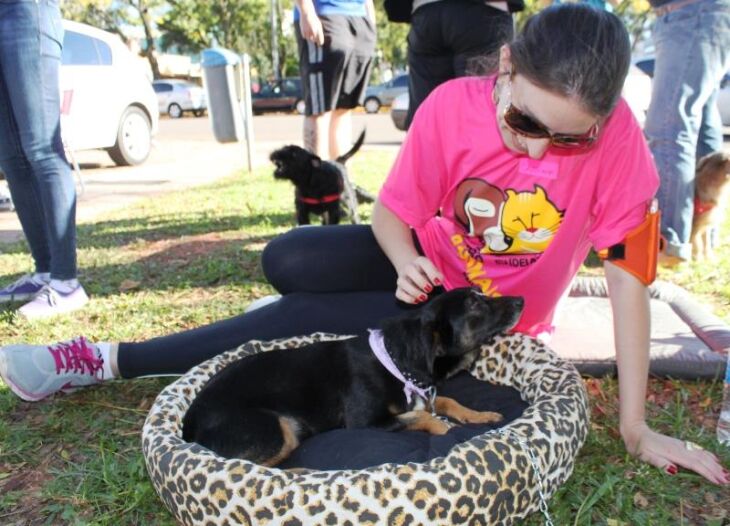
424, 284, 433, 292
419, 294, 427, 302
433, 278, 441, 285
666, 465, 677, 475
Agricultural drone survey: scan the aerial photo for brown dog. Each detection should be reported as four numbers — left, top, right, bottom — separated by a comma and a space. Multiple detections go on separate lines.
691, 151, 730, 260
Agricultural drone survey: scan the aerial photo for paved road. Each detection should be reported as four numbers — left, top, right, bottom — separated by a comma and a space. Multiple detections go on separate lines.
170, 111, 405, 147
0, 112, 405, 244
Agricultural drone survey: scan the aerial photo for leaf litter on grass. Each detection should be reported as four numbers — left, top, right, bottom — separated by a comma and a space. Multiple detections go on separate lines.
2, 153, 730, 524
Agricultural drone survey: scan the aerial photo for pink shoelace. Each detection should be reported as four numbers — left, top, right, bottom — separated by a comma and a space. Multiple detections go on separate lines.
48, 337, 104, 380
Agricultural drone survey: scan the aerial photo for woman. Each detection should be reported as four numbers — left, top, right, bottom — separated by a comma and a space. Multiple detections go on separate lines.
0, 0, 89, 318
1, 5, 727, 484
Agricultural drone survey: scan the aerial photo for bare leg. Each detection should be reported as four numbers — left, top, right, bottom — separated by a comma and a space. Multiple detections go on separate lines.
329, 108, 352, 159
303, 112, 331, 158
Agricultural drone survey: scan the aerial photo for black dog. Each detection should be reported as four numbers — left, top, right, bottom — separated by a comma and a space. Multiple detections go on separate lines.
270, 130, 373, 225
182, 288, 524, 465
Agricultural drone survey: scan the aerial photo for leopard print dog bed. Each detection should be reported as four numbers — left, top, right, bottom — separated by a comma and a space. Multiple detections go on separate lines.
142, 333, 589, 525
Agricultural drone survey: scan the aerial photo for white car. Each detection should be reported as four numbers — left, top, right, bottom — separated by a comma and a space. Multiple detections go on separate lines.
621, 64, 653, 128
391, 91, 409, 131
60, 20, 159, 166
152, 79, 207, 119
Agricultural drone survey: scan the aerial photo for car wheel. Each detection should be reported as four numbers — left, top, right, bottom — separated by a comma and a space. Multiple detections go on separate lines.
364, 97, 380, 114
107, 106, 152, 166
193, 109, 206, 117
168, 103, 183, 119
295, 99, 306, 115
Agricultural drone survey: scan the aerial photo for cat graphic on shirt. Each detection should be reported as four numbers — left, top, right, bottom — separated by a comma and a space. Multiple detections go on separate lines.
488, 185, 564, 254
454, 180, 564, 255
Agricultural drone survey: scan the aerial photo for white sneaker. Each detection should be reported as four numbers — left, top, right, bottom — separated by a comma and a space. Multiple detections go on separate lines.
18, 284, 89, 319
0, 337, 104, 401
244, 294, 282, 313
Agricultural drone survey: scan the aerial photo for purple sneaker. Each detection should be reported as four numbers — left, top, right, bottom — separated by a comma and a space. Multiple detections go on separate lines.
0, 274, 47, 303
18, 284, 89, 320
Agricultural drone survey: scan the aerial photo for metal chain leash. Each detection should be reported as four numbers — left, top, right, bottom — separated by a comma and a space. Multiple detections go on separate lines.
483, 428, 555, 526
427, 388, 454, 426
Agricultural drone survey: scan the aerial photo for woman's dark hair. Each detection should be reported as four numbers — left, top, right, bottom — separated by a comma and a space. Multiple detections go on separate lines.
509, 4, 631, 116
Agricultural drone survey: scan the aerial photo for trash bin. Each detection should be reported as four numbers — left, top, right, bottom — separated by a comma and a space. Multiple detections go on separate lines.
201, 48, 246, 143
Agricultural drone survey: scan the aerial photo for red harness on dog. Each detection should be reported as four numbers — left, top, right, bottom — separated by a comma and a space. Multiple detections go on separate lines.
297, 193, 341, 205
694, 196, 715, 215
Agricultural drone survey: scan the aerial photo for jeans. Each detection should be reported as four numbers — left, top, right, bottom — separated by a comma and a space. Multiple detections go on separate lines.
644, 0, 730, 260
0, 0, 77, 279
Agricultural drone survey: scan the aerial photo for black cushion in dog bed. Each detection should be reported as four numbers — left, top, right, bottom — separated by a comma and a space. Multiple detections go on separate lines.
281, 372, 528, 470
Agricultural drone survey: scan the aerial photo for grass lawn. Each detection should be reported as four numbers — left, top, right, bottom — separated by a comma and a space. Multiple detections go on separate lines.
0, 149, 729, 525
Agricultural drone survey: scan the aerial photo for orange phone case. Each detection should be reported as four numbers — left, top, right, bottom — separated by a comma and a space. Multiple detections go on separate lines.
597, 200, 660, 286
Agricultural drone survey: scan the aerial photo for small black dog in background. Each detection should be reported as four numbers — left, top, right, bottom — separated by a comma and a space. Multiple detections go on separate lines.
270, 130, 373, 225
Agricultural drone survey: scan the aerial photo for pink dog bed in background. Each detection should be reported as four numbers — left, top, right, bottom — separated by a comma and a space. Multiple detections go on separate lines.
552, 276, 729, 379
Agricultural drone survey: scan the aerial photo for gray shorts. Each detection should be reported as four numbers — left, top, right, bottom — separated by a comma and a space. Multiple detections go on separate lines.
296, 15, 376, 115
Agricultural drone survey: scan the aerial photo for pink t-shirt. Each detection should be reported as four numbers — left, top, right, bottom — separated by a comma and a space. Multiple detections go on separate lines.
379, 76, 659, 336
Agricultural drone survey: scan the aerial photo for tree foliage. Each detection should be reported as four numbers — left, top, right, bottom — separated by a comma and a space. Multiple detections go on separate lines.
60, 0, 132, 43
372, 0, 409, 77
61, 0, 655, 83
156, 0, 299, 80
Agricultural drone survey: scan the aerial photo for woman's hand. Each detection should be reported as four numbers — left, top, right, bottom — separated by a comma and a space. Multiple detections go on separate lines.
298, 5, 324, 46
622, 421, 729, 485
395, 256, 443, 304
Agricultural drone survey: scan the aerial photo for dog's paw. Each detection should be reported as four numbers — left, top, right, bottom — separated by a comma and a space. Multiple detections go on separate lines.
430, 417, 454, 435
458, 410, 504, 424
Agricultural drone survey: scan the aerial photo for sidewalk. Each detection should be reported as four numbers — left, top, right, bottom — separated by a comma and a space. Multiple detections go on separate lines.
0, 111, 405, 246
0, 138, 275, 245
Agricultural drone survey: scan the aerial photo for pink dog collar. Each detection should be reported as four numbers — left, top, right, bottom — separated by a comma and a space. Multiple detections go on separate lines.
368, 329, 434, 405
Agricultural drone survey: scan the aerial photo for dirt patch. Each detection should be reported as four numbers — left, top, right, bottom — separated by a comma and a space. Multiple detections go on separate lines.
140, 232, 248, 265
0, 452, 54, 525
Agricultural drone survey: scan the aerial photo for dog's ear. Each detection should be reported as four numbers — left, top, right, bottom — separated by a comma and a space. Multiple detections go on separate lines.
697, 152, 730, 177
381, 311, 440, 381
696, 154, 715, 176
416, 299, 453, 359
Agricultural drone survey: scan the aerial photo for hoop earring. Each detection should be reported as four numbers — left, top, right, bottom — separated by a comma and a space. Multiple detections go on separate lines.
493, 75, 510, 105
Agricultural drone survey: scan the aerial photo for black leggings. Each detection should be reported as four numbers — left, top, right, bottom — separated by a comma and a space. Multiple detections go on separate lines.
117, 225, 417, 378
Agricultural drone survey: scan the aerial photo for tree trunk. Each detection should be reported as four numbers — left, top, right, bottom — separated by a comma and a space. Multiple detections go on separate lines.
134, 0, 162, 79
